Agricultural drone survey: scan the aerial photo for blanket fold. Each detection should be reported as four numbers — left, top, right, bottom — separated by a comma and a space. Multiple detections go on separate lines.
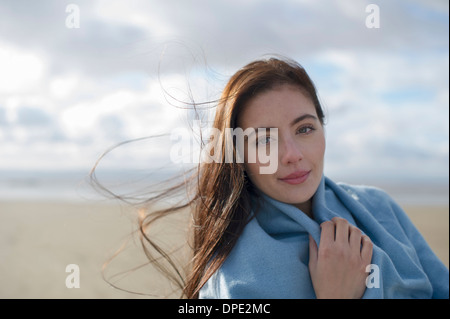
199, 176, 449, 299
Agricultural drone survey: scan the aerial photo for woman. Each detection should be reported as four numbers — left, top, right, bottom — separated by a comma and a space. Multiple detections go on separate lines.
94, 57, 449, 299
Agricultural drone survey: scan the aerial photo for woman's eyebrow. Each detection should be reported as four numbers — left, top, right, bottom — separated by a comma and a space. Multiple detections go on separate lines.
290, 114, 318, 127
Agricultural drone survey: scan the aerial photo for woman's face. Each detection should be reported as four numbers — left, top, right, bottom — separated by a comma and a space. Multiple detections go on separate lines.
237, 84, 325, 214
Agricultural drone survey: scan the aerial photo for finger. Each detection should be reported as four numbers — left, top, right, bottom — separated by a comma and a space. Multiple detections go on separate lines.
309, 235, 318, 266
319, 220, 335, 245
333, 217, 350, 243
349, 226, 363, 251
360, 235, 373, 263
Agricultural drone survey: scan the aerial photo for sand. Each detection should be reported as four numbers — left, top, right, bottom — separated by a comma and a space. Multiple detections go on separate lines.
0, 200, 448, 299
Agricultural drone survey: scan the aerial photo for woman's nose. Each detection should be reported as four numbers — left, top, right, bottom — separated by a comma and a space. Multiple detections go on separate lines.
280, 137, 303, 165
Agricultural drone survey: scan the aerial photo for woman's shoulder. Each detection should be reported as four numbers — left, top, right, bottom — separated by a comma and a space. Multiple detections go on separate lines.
331, 178, 419, 236
329, 178, 393, 204
337, 181, 391, 200
330, 178, 403, 218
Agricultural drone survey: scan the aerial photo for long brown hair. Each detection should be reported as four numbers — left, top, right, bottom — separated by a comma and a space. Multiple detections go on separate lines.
91, 56, 325, 298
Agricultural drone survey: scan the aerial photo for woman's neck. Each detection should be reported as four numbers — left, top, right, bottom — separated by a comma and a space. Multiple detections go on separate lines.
294, 200, 313, 219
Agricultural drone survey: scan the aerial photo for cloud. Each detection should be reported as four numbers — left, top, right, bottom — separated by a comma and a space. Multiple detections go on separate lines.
0, 42, 47, 94
16, 107, 52, 127
0, 107, 7, 125
1, 0, 446, 78
0, 1, 151, 78
0, 0, 447, 184
308, 47, 449, 182
1, 105, 66, 145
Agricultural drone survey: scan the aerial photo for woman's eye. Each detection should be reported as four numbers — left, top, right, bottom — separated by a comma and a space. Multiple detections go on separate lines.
257, 136, 271, 145
297, 125, 315, 134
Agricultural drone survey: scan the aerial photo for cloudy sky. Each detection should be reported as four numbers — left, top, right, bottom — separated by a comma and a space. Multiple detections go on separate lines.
0, 0, 448, 185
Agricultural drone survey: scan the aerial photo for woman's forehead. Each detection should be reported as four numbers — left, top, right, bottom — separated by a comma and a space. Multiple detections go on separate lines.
237, 85, 317, 128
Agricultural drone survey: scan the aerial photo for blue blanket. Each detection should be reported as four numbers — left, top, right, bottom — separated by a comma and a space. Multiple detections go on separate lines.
199, 176, 449, 298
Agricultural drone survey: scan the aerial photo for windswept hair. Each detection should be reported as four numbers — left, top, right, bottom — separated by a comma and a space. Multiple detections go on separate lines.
91, 56, 325, 298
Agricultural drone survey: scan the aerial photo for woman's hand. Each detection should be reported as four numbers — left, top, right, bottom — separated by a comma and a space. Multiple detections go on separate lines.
308, 217, 373, 299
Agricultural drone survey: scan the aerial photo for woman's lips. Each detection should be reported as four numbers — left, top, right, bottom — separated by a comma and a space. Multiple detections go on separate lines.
279, 170, 311, 185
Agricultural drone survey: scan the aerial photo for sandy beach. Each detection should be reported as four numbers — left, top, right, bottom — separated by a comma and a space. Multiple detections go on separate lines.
0, 200, 448, 299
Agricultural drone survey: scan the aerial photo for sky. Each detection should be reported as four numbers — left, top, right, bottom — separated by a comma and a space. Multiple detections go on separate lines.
0, 0, 448, 185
